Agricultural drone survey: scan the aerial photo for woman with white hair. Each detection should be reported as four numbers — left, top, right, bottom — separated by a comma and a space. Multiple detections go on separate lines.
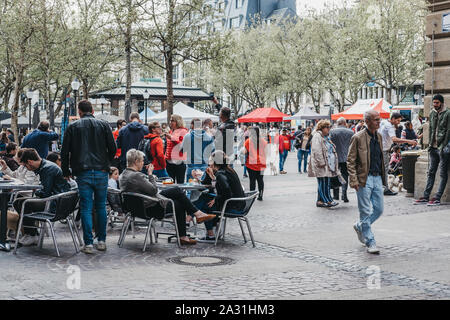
119, 149, 215, 245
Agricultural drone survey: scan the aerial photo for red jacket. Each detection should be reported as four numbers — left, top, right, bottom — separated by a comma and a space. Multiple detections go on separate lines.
165, 128, 188, 161
143, 133, 166, 170
245, 138, 267, 172
278, 134, 293, 153
113, 129, 121, 158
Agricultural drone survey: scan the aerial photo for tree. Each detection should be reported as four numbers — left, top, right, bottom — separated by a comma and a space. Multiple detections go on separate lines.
0, 0, 38, 141
358, 0, 427, 104
134, 0, 228, 123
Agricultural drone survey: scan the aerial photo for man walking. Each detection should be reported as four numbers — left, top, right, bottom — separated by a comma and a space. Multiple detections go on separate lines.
21, 121, 58, 159
378, 112, 417, 195
116, 112, 148, 172
61, 100, 116, 254
330, 117, 354, 202
347, 110, 385, 254
414, 94, 449, 206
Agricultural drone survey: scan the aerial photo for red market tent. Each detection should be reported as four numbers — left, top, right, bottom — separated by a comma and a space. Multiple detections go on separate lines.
331, 99, 392, 120
238, 107, 290, 123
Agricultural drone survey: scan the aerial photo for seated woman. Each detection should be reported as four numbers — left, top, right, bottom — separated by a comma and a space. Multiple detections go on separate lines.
193, 150, 245, 242
119, 149, 215, 245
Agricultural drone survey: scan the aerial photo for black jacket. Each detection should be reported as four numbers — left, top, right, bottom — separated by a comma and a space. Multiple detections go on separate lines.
61, 113, 116, 177
116, 121, 149, 164
215, 119, 236, 158
202, 168, 245, 211
2, 153, 19, 171
34, 159, 70, 198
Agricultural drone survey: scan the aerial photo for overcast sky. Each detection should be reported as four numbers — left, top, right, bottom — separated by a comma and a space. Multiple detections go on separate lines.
296, 0, 350, 15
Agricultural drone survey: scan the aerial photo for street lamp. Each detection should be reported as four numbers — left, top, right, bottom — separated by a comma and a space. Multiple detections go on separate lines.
100, 95, 105, 114
27, 89, 34, 130
71, 78, 81, 116
143, 89, 150, 124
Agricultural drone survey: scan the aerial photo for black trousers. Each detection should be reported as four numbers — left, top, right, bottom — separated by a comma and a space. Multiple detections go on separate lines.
333, 162, 348, 198
150, 186, 198, 237
13, 197, 46, 236
247, 168, 264, 193
166, 162, 186, 184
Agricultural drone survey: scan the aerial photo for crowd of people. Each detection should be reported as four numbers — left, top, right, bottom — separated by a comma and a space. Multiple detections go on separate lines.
1, 94, 448, 255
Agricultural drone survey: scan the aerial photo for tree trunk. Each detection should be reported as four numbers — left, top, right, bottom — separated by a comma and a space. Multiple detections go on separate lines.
125, 22, 132, 119
12, 67, 24, 143
165, 53, 174, 124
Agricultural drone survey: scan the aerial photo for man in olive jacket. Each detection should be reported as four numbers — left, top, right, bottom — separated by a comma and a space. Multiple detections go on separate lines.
414, 94, 449, 206
347, 110, 385, 254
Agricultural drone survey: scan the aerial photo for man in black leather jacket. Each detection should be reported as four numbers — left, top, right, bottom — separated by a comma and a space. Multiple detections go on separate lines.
213, 98, 236, 165
61, 100, 116, 254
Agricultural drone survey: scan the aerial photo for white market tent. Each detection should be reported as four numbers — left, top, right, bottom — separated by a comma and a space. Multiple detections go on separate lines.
147, 102, 219, 124
283, 106, 330, 121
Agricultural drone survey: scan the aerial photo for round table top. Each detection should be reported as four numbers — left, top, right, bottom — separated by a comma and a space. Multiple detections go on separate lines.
0, 181, 42, 191
156, 183, 209, 191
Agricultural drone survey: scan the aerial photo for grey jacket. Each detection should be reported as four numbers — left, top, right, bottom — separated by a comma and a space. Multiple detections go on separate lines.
119, 168, 167, 208
330, 126, 354, 163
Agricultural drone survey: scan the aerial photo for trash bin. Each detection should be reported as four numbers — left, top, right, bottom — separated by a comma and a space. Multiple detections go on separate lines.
401, 151, 420, 196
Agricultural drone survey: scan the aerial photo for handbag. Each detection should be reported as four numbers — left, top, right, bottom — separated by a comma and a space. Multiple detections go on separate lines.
330, 176, 342, 189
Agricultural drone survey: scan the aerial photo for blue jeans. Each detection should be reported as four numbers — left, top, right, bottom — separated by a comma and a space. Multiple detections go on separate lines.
317, 177, 332, 203
76, 170, 108, 246
185, 164, 208, 181
424, 148, 449, 200
297, 149, 309, 173
153, 168, 169, 178
355, 175, 384, 247
279, 150, 288, 172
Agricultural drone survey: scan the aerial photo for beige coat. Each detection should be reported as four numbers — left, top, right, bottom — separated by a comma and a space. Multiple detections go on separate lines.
307, 131, 339, 178
347, 128, 386, 188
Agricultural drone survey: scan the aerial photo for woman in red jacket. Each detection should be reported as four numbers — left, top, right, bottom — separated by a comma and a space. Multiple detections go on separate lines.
244, 126, 268, 201
165, 114, 188, 183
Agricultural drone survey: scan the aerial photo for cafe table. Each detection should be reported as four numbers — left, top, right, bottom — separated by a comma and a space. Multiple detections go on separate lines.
0, 181, 42, 252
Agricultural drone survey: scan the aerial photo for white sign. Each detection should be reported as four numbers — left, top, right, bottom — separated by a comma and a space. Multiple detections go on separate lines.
443, 13, 450, 33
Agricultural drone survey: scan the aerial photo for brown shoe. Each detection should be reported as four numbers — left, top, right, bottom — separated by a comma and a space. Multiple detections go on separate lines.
196, 214, 216, 224
180, 238, 197, 245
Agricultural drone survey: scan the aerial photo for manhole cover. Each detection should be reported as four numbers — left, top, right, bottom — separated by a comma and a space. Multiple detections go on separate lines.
168, 255, 235, 267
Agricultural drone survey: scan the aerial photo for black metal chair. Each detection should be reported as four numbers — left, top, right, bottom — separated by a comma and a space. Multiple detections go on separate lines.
119, 192, 180, 251
211, 191, 259, 247
13, 190, 81, 256
107, 187, 126, 229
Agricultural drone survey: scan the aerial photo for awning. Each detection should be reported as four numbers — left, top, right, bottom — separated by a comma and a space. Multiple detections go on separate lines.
238, 108, 290, 123
146, 102, 219, 124
331, 99, 392, 120
284, 106, 329, 121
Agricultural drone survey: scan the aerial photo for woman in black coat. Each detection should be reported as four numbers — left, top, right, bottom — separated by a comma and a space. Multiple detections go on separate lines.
193, 150, 245, 242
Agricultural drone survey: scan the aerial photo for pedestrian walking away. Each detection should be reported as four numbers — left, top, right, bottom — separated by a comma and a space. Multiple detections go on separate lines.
61, 100, 117, 254
414, 94, 450, 206
347, 110, 386, 254
244, 126, 268, 201
330, 117, 354, 202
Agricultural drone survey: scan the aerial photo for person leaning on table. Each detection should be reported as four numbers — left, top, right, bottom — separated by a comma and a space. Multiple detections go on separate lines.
119, 148, 215, 246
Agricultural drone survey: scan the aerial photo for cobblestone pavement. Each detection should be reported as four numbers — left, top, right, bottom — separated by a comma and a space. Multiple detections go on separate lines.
1, 153, 449, 300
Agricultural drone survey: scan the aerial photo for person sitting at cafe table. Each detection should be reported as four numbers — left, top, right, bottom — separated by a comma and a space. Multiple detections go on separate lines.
192, 150, 245, 242
118, 148, 215, 245
12, 148, 70, 246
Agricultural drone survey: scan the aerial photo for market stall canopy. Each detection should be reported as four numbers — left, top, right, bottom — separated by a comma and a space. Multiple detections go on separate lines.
283, 106, 330, 121
391, 105, 424, 111
331, 99, 392, 120
238, 108, 290, 123
139, 107, 156, 119
0, 116, 30, 128
147, 102, 219, 124
53, 112, 121, 127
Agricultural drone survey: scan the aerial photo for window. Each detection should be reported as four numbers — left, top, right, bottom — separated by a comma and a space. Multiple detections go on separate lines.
230, 17, 240, 28
235, 0, 244, 9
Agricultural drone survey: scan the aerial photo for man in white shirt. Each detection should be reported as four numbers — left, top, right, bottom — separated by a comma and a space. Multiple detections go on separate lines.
378, 112, 418, 195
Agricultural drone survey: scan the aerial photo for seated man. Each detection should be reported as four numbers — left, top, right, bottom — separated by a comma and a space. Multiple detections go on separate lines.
119, 149, 215, 245
193, 150, 245, 242
13, 148, 71, 246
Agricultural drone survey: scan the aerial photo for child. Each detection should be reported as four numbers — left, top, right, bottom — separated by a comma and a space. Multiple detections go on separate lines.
390, 146, 402, 168
108, 167, 119, 190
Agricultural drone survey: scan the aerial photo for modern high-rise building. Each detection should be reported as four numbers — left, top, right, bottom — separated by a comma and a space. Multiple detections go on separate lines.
208, 0, 297, 31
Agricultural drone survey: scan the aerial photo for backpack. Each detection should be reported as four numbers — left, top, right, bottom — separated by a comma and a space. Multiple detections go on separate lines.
138, 137, 156, 165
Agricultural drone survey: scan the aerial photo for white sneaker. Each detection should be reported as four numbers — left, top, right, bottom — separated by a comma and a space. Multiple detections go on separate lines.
81, 244, 94, 254
96, 241, 106, 251
367, 244, 380, 254
19, 235, 39, 246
